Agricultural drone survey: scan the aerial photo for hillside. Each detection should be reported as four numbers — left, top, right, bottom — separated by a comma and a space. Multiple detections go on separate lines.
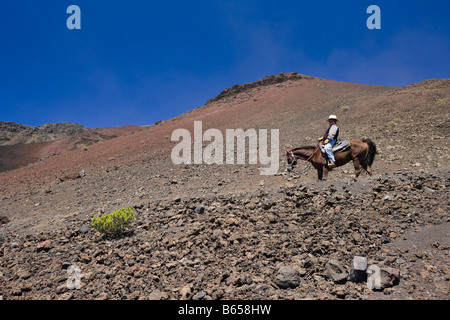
0, 73, 448, 300
1, 74, 447, 196
0, 123, 143, 173
0, 122, 88, 146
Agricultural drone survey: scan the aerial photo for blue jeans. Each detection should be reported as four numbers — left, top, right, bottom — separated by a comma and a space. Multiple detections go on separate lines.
324, 139, 337, 162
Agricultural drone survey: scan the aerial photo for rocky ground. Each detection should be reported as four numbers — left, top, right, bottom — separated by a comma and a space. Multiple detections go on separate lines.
1, 169, 448, 300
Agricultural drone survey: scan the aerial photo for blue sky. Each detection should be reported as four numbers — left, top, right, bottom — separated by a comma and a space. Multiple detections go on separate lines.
1, 0, 449, 128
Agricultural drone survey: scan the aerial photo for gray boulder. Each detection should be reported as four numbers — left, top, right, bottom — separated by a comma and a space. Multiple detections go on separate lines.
275, 266, 301, 289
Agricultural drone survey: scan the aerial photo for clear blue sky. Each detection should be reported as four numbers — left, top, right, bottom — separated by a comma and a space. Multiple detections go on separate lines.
1, 0, 449, 128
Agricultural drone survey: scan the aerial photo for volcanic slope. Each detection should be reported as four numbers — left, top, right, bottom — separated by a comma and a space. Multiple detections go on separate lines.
0, 72, 449, 300
0, 73, 449, 234
0, 123, 142, 173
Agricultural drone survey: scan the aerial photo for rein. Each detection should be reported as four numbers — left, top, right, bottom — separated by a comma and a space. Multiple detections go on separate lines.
288, 146, 319, 172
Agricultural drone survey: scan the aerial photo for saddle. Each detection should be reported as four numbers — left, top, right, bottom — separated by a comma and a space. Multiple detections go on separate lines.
320, 140, 351, 156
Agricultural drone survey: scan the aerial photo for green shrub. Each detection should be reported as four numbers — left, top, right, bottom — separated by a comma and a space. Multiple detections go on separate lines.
436, 99, 445, 105
387, 121, 395, 126
394, 118, 401, 123
92, 206, 135, 238
341, 105, 350, 113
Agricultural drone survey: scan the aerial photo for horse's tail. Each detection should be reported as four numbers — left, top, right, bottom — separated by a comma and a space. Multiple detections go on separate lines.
362, 139, 377, 166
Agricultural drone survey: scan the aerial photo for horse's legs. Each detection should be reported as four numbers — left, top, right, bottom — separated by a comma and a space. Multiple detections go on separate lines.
322, 167, 329, 181
363, 164, 373, 176
353, 158, 363, 178
317, 168, 323, 181
360, 158, 373, 176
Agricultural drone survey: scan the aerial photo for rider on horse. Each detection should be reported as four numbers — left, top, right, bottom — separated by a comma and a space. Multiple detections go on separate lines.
286, 115, 376, 180
319, 115, 339, 168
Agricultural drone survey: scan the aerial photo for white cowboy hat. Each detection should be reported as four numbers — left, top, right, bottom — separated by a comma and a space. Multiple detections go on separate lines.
328, 115, 338, 121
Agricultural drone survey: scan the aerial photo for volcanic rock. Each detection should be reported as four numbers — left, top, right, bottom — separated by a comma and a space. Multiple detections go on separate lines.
275, 266, 302, 289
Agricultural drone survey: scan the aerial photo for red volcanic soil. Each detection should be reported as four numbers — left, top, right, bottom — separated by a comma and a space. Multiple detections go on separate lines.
92, 125, 143, 137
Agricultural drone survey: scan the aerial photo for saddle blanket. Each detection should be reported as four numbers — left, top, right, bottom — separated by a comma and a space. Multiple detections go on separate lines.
320, 140, 351, 155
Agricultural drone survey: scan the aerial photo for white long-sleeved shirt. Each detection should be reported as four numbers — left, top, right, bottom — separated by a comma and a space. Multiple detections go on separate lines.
327, 124, 339, 140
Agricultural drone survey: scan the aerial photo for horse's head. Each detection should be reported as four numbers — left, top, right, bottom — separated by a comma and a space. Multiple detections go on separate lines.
286, 150, 297, 171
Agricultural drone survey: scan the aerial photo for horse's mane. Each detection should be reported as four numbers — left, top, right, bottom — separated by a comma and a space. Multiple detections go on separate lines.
291, 146, 316, 152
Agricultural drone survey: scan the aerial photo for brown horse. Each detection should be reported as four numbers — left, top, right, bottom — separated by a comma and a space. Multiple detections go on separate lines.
286, 139, 377, 181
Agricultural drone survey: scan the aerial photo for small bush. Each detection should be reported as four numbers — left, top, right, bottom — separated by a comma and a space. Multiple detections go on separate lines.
92, 206, 135, 238
341, 106, 350, 113
436, 99, 445, 105
387, 121, 396, 126
394, 118, 401, 123
83, 146, 88, 151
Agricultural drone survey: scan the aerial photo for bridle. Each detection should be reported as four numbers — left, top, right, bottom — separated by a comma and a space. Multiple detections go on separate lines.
287, 146, 320, 172
289, 151, 298, 166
